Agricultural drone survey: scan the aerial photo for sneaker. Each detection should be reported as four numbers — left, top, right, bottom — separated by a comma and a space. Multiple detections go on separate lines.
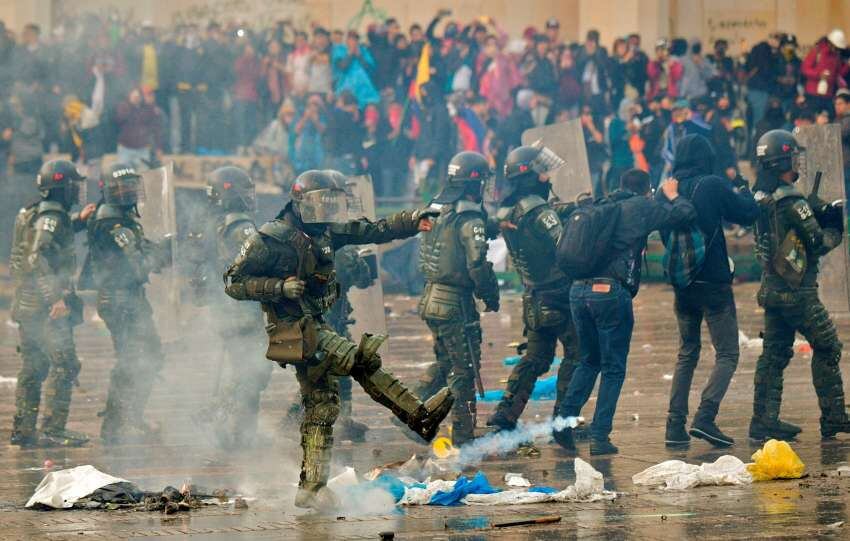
408, 387, 454, 442
749, 418, 802, 441
553, 427, 576, 452
589, 438, 619, 455
689, 420, 734, 448
665, 418, 691, 447
38, 429, 90, 448
485, 413, 516, 432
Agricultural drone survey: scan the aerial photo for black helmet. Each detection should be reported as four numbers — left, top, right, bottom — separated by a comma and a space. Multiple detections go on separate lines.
290, 169, 349, 224
36, 160, 85, 208
207, 166, 255, 212
434, 151, 490, 203
755, 129, 804, 173
100, 162, 144, 206
504, 146, 542, 180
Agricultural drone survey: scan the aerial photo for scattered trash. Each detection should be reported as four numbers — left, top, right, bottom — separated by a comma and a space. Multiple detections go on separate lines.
826, 521, 845, 529
432, 437, 459, 459
43, 459, 54, 470
834, 466, 850, 477
26, 465, 129, 508
633, 455, 752, 490
502, 356, 561, 367
662, 374, 673, 381
494, 515, 561, 528
504, 473, 531, 487
747, 439, 805, 481
233, 497, 248, 509
464, 459, 617, 505
0, 375, 17, 386
641, 344, 652, 352
480, 375, 559, 402
26, 464, 236, 513
379, 531, 395, 540
795, 342, 813, 354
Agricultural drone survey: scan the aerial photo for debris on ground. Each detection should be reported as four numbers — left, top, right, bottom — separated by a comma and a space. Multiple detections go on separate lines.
738, 331, 763, 349
481, 375, 558, 402
26, 464, 239, 513
504, 473, 531, 487
0, 375, 17, 386
748, 439, 806, 481
494, 515, 561, 528
632, 455, 752, 490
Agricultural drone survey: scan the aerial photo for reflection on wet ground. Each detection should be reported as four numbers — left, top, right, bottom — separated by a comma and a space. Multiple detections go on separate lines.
2, 283, 850, 539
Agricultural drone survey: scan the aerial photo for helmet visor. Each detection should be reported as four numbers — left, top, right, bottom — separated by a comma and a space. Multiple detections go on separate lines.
529, 139, 566, 176
297, 188, 349, 224
106, 175, 146, 206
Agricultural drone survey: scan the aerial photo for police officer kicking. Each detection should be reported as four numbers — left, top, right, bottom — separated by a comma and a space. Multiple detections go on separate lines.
10, 160, 95, 448
223, 170, 452, 509
751, 129, 850, 441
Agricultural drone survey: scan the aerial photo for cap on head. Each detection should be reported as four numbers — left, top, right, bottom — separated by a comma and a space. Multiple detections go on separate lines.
828, 28, 847, 49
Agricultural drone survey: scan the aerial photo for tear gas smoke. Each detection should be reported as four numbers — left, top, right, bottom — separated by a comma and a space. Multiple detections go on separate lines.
451, 416, 579, 469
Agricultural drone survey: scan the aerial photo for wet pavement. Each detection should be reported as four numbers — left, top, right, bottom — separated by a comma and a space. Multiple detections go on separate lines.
3, 282, 850, 539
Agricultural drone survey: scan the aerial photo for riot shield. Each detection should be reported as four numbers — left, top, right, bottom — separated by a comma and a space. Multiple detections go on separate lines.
343, 174, 388, 345
794, 124, 850, 314
521, 120, 592, 203
137, 162, 182, 336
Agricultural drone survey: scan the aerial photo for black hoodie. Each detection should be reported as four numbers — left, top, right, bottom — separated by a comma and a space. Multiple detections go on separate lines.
665, 134, 758, 284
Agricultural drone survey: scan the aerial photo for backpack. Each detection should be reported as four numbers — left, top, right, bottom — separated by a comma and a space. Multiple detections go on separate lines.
556, 199, 622, 279
661, 178, 714, 288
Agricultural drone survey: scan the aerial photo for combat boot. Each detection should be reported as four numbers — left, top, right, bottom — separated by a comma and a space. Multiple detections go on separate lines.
552, 426, 576, 452
407, 388, 454, 442
485, 412, 516, 432
589, 438, 619, 456
749, 417, 802, 441
10, 431, 38, 448
38, 429, 90, 448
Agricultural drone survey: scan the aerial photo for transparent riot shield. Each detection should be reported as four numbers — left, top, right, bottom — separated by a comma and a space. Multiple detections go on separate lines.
522, 120, 593, 203
137, 162, 182, 336
794, 124, 849, 314
343, 174, 388, 344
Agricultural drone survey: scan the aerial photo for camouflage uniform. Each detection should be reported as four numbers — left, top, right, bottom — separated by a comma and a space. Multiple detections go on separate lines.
85, 203, 171, 444
10, 201, 86, 446
224, 205, 451, 507
753, 183, 850, 438
415, 200, 499, 444
487, 195, 578, 430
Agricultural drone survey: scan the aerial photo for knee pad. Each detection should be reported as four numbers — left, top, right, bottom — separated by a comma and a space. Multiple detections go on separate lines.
303, 391, 340, 426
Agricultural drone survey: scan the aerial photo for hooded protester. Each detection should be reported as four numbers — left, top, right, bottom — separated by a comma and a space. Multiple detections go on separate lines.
661, 134, 757, 448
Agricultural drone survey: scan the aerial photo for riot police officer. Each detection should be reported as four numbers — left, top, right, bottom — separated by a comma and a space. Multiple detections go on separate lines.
10, 160, 94, 447
223, 169, 452, 509
486, 144, 579, 432
193, 166, 273, 449
413, 151, 499, 445
84, 162, 172, 445
751, 129, 850, 441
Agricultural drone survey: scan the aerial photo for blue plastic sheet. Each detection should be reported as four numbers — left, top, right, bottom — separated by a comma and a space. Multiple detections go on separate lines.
528, 486, 558, 494
503, 356, 561, 367
428, 471, 499, 506
480, 375, 559, 402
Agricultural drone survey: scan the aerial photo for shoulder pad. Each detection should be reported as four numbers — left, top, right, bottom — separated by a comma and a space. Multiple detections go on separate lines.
514, 195, 548, 219
223, 212, 255, 231
258, 219, 299, 244
454, 200, 485, 215
95, 204, 126, 221
36, 200, 65, 215
773, 184, 804, 202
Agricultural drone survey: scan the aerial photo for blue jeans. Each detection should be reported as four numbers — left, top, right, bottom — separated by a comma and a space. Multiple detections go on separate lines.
558, 280, 634, 439
748, 89, 769, 135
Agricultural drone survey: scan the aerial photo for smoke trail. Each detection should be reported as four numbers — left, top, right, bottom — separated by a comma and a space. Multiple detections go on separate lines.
451, 416, 579, 468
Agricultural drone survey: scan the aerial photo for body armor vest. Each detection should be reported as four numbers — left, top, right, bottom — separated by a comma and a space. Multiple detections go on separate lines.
87, 204, 149, 290
10, 201, 75, 288
419, 202, 481, 289
501, 196, 566, 289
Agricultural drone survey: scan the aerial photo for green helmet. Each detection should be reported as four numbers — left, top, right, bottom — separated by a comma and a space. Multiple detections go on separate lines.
36, 160, 86, 208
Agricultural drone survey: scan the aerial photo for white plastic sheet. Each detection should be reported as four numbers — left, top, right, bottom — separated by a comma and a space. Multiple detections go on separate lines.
632, 455, 752, 490
26, 465, 129, 509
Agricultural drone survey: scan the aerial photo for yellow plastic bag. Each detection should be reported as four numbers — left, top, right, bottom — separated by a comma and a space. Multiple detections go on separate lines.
747, 439, 805, 481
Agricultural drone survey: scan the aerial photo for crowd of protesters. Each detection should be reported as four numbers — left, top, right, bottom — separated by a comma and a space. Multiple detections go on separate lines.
2, 11, 850, 203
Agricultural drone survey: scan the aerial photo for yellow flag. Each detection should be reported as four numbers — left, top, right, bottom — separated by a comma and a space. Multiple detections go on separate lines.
413, 42, 431, 101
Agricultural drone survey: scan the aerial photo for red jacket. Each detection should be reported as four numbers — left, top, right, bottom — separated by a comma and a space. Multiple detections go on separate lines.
801, 39, 849, 98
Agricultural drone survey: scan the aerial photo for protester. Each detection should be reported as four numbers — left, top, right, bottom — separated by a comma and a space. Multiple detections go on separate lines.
661, 134, 758, 449
554, 170, 696, 455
